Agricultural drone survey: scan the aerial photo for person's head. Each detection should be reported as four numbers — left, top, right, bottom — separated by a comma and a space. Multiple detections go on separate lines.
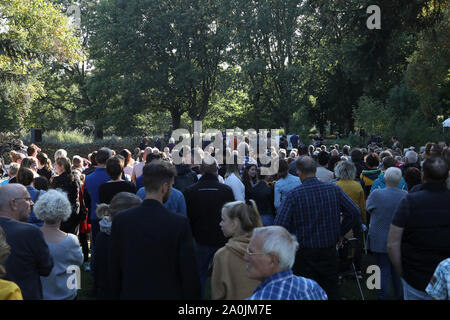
225, 155, 240, 179
10, 151, 25, 164
34, 189, 71, 225
244, 226, 298, 281
36, 152, 52, 170
34, 176, 49, 191
55, 157, 72, 175
379, 150, 393, 160
350, 149, 363, 163
297, 144, 309, 156
20, 157, 38, 172
8, 163, 20, 178
365, 153, 380, 169
382, 156, 397, 171
422, 157, 449, 184
88, 151, 98, 166
96, 192, 142, 221
384, 167, 402, 188
404, 150, 418, 164
54, 149, 68, 162
343, 145, 350, 156
96, 147, 112, 165
142, 160, 177, 203
105, 156, 124, 180
27, 145, 36, 157
430, 143, 443, 157
244, 164, 257, 180
317, 151, 329, 167
392, 136, 398, 142
404, 167, 422, 190
277, 159, 289, 179
334, 161, 357, 181
220, 200, 263, 238
0, 184, 33, 222
72, 156, 83, 169
16, 167, 34, 187
145, 152, 162, 164
328, 155, 342, 173
200, 156, 218, 176
330, 149, 339, 157
295, 156, 317, 182
0, 225, 10, 278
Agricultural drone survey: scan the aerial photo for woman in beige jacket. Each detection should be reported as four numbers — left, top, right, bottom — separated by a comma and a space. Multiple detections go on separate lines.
211, 200, 263, 300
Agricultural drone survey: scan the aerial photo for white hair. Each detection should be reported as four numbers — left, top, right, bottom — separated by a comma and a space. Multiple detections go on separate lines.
384, 167, 402, 187
54, 149, 67, 161
34, 189, 71, 223
334, 160, 357, 180
253, 226, 299, 270
405, 150, 418, 164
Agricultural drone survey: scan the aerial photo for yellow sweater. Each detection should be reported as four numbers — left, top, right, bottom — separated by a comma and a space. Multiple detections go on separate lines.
0, 279, 23, 300
334, 179, 367, 225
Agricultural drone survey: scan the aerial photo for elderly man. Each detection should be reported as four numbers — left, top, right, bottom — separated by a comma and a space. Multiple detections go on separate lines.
244, 226, 327, 300
275, 156, 359, 300
366, 167, 407, 300
388, 157, 450, 300
0, 184, 53, 300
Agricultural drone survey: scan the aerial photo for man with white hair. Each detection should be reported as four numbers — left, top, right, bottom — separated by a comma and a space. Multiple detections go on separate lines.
402, 150, 421, 174
366, 167, 407, 300
0, 184, 53, 300
244, 226, 327, 300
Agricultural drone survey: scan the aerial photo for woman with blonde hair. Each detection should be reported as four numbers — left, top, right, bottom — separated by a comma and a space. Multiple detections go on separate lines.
94, 192, 142, 299
211, 200, 263, 300
0, 226, 23, 300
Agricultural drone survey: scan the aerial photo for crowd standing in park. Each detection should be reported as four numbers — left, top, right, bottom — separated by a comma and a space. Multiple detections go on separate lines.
0, 135, 449, 300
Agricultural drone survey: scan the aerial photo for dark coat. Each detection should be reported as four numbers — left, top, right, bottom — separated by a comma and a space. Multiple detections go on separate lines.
109, 199, 201, 300
250, 181, 276, 216
51, 172, 81, 233
184, 174, 235, 247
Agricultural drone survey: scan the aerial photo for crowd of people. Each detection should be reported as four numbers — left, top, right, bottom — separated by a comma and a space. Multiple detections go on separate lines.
0, 135, 449, 300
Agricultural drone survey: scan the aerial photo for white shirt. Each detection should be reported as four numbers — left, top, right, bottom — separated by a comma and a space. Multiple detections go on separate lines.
224, 173, 245, 201
316, 166, 334, 182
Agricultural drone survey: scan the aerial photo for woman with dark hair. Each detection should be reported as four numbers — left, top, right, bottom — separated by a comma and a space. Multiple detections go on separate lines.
36, 152, 53, 181
273, 159, 301, 212
51, 157, 81, 234
250, 167, 276, 226
119, 149, 134, 179
328, 155, 342, 174
360, 153, 382, 198
404, 167, 422, 191
16, 167, 45, 226
98, 156, 136, 205
241, 164, 258, 201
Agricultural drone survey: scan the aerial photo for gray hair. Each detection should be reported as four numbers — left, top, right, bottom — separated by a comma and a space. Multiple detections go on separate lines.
34, 189, 71, 224
405, 150, 418, 164
334, 160, 357, 180
253, 226, 299, 270
54, 149, 68, 161
384, 167, 402, 187
295, 156, 317, 175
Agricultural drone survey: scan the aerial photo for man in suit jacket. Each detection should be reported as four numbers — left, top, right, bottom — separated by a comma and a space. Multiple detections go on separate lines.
109, 160, 201, 300
0, 184, 53, 300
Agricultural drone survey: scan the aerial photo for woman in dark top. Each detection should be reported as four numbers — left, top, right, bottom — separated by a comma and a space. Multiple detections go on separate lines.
99, 156, 137, 204
51, 157, 81, 234
241, 164, 257, 200
249, 168, 276, 226
36, 152, 53, 181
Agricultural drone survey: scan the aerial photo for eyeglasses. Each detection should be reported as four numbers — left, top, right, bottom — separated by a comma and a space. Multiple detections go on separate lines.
246, 247, 267, 257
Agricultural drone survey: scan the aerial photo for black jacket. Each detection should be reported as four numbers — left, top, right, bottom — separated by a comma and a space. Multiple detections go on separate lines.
184, 174, 235, 247
0, 217, 53, 300
51, 172, 81, 233
250, 181, 276, 216
109, 199, 201, 300
174, 164, 198, 193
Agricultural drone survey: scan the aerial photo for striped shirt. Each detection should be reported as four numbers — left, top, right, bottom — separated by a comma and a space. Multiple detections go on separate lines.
426, 258, 450, 300
247, 270, 328, 300
275, 177, 359, 249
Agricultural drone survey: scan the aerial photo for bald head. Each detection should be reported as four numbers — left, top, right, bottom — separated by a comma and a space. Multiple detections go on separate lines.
0, 184, 31, 221
295, 156, 317, 175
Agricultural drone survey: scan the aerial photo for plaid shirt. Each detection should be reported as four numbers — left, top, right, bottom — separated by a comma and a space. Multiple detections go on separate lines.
247, 270, 328, 300
426, 258, 450, 300
275, 177, 359, 249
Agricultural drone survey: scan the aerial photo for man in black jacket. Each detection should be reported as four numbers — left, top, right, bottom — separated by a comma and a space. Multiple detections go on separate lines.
0, 184, 53, 300
388, 156, 450, 300
109, 160, 201, 299
184, 157, 235, 298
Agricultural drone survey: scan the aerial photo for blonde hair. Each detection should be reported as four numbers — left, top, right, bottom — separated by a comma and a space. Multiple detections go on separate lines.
222, 200, 263, 234
96, 192, 142, 220
0, 226, 10, 277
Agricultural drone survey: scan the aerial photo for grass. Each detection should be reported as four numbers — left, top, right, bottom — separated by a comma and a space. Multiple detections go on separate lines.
77, 253, 385, 300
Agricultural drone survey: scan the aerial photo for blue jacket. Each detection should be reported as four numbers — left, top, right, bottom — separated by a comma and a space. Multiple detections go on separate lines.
84, 167, 110, 220
371, 172, 408, 192
137, 186, 187, 217
27, 186, 46, 227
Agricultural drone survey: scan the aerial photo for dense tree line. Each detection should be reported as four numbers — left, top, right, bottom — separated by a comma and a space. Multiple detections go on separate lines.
0, 0, 448, 145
